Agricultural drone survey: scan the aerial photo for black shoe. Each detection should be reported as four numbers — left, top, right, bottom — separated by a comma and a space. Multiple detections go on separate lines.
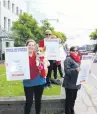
71, 110, 75, 114
61, 76, 64, 78
72, 113, 75, 114
61, 75, 64, 78
44, 85, 49, 89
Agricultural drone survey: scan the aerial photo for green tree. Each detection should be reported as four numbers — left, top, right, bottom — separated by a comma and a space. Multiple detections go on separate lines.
12, 13, 43, 46
90, 29, 97, 40
41, 20, 54, 35
12, 14, 67, 46
53, 31, 67, 41
41, 20, 67, 41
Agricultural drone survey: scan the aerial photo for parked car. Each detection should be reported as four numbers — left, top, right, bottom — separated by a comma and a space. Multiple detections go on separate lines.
78, 50, 88, 59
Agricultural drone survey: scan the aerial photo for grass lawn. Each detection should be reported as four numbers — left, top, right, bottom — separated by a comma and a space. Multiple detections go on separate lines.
0, 65, 61, 97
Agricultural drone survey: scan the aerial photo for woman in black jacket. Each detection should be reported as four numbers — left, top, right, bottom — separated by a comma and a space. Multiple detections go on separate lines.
63, 46, 81, 114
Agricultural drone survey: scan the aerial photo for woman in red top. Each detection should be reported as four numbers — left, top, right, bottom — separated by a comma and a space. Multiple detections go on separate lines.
23, 39, 46, 114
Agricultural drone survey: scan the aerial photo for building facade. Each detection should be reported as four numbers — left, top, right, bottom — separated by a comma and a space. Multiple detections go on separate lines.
0, 0, 27, 30
0, 0, 27, 59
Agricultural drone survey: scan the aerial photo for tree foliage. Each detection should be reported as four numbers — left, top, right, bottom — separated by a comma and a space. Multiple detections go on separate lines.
12, 13, 67, 46
41, 20, 54, 35
41, 20, 67, 41
90, 29, 97, 40
53, 31, 67, 41
12, 13, 43, 46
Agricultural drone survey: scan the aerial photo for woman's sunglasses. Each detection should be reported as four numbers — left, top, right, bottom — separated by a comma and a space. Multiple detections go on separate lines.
45, 34, 51, 36
72, 50, 78, 52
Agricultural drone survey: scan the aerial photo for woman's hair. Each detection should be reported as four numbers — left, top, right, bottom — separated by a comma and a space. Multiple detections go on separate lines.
34, 43, 39, 52
26, 39, 36, 46
70, 46, 76, 52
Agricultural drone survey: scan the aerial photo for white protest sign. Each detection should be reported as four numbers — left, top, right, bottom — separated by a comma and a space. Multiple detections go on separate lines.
57, 46, 67, 60
5, 47, 30, 81
76, 55, 93, 85
44, 38, 60, 60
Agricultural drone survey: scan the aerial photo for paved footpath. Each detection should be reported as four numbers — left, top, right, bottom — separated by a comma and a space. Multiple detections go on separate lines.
75, 85, 97, 114
61, 84, 97, 114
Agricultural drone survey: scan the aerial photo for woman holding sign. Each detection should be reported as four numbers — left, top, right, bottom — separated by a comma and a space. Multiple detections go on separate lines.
63, 46, 81, 114
39, 30, 53, 88
23, 40, 46, 114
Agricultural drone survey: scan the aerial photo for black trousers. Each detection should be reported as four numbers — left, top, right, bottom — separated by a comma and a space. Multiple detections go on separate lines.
46, 60, 53, 86
53, 62, 57, 79
65, 88, 78, 114
53, 63, 63, 79
24, 85, 44, 114
58, 64, 63, 77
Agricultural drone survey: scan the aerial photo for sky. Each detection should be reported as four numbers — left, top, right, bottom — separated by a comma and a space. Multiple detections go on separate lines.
25, 0, 97, 46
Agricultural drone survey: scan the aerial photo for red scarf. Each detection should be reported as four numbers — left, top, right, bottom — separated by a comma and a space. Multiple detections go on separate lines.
70, 53, 81, 63
39, 40, 44, 47
29, 52, 39, 79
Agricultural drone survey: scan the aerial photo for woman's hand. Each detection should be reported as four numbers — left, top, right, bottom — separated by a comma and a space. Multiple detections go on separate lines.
89, 70, 91, 74
76, 67, 80, 72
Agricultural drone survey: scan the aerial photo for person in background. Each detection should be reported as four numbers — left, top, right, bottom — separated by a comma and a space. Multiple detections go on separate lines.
52, 35, 63, 79
39, 30, 53, 87
63, 46, 81, 114
50, 35, 57, 79
52, 38, 63, 79
57, 39, 64, 78
39, 30, 52, 47
53, 60, 63, 79
56, 61, 63, 77
23, 39, 46, 114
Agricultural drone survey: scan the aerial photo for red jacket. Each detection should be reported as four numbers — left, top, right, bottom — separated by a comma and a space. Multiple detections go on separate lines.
56, 61, 61, 65
39, 40, 44, 47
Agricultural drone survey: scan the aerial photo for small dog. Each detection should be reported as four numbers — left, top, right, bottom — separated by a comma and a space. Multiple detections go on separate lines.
36, 46, 50, 78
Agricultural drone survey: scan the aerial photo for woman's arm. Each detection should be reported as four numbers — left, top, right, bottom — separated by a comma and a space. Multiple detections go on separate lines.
64, 57, 78, 76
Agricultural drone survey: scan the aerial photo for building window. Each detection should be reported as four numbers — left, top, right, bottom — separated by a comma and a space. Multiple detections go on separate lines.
12, 3, 14, 13
16, 7, 19, 15
4, 17, 7, 30
8, 0, 10, 9
8, 19, 11, 31
6, 42, 10, 47
3, 0, 6, 7
20, 10, 22, 14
